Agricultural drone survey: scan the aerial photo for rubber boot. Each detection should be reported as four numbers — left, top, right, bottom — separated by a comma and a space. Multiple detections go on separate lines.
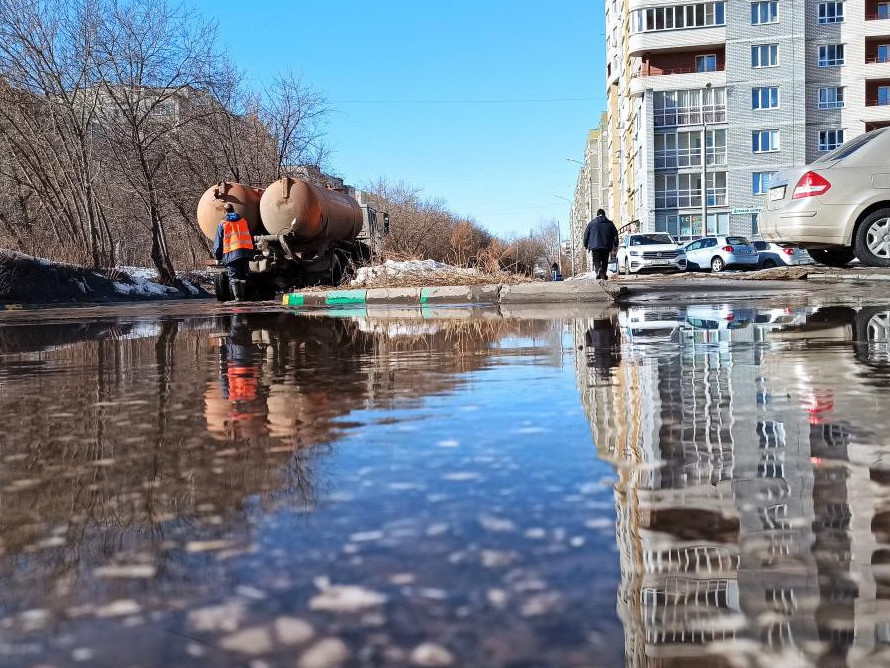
232, 280, 247, 302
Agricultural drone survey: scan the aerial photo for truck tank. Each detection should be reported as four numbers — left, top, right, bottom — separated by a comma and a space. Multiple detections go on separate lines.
197, 182, 265, 240
259, 177, 363, 244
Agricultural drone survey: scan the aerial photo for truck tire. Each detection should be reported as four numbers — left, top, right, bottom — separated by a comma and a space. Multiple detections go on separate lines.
810, 248, 854, 267
855, 208, 890, 267
213, 271, 232, 302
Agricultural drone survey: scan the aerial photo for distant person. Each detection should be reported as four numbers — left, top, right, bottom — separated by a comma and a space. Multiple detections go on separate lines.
214, 203, 254, 302
583, 209, 618, 280
551, 262, 563, 281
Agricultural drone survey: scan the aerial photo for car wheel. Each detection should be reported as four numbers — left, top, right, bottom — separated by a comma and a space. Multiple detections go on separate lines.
213, 271, 232, 302
762, 259, 777, 269
625, 258, 631, 275
854, 306, 890, 367
810, 248, 855, 267
710, 256, 725, 272
855, 209, 890, 267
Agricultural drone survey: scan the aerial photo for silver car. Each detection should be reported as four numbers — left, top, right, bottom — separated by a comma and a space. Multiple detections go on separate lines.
752, 241, 813, 268
683, 236, 760, 272
760, 128, 890, 267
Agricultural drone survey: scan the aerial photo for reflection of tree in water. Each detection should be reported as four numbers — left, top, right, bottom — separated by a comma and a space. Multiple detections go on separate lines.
0, 311, 524, 623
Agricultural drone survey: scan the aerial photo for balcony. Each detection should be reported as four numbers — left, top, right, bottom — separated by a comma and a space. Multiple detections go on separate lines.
866, 78, 890, 107
629, 25, 725, 57
866, 0, 890, 20
631, 49, 726, 95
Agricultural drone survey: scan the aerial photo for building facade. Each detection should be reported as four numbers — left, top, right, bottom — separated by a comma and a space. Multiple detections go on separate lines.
591, 0, 890, 241
571, 115, 611, 273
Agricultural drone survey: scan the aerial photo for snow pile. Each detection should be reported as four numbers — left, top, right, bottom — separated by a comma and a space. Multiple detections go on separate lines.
350, 259, 480, 287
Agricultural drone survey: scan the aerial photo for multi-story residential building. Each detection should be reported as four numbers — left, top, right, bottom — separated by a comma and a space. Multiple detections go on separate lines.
592, 0, 890, 241
570, 115, 611, 273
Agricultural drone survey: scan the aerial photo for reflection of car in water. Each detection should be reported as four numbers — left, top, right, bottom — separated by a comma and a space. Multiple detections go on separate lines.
618, 307, 684, 343
685, 305, 757, 331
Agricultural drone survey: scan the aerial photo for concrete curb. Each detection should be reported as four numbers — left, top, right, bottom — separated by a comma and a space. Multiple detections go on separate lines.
282, 281, 621, 308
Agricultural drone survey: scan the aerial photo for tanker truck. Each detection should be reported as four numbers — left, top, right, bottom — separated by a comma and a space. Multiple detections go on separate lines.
197, 178, 388, 301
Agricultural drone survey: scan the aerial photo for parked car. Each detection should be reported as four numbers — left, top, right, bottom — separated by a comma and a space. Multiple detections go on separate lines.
759, 127, 890, 267
616, 233, 687, 275
752, 240, 813, 268
683, 236, 759, 272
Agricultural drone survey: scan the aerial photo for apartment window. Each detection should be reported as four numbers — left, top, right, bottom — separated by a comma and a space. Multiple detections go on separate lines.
752, 44, 779, 67
751, 0, 778, 24
880, 86, 890, 105
753, 171, 777, 195
818, 87, 845, 109
752, 86, 779, 109
818, 44, 845, 66
631, 2, 725, 33
654, 129, 726, 168
653, 87, 727, 126
879, 45, 890, 62
655, 172, 726, 208
817, 1, 844, 23
753, 129, 780, 152
696, 54, 718, 72
880, 2, 890, 18
818, 129, 844, 151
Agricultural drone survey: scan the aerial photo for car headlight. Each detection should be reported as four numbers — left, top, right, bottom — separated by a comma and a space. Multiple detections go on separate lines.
629, 250, 640, 256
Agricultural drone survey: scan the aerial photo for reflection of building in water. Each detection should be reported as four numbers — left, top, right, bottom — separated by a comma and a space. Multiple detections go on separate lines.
575, 305, 890, 665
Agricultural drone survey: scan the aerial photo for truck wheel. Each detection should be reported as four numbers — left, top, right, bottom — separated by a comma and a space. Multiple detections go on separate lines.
810, 248, 854, 267
855, 209, 890, 267
213, 272, 232, 302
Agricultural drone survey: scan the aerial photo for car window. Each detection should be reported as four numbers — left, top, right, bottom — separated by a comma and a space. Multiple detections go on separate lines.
726, 236, 749, 245
753, 241, 767, 250
686, 241, 701, 251
630, 234, 674, 245
705, 239, 717, 248
813, 129, 884, 164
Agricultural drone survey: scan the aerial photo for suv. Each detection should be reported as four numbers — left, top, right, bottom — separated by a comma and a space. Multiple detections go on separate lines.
759, 128, 890, 267
616, 233, 687, 274
683, 236, 759, 272
752, 241, 813, 268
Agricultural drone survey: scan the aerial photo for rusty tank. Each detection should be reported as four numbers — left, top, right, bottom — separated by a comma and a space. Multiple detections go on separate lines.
197, 182, 265, 240
259, 177, 363, 244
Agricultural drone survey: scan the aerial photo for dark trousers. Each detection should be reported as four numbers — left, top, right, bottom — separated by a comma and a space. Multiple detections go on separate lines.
226, 257, 249, 283
590, 249, 611, 279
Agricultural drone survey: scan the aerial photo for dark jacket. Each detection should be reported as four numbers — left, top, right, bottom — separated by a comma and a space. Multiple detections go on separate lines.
583, 215, 619, 251
214, 215, 254, 265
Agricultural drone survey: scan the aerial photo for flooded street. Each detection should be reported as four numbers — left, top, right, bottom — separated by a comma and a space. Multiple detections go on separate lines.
1, 301, 890, 667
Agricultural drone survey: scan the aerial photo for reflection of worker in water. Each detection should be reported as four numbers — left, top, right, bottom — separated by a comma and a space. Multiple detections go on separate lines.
585, 316, 621, 376
206, 315, 267, 439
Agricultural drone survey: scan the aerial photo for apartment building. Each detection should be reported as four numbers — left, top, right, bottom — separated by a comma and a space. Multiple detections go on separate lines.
588, 0, 890, 241
570, 116, 611, 273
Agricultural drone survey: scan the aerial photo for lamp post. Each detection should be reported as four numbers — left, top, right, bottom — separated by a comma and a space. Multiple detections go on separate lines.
701, 82, 712, 238
552, 193, 575, 276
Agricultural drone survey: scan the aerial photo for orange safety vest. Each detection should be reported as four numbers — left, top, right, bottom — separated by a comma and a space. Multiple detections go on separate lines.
222, 217, 254, 254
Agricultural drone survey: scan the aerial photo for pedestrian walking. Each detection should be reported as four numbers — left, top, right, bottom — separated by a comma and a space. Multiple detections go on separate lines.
582, 209, 619, 280
214, 203, 255, 302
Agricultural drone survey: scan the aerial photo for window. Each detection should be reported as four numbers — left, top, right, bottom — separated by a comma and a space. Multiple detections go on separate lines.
696, 54, 718, 72
631, 2, 726, 33
752, 44, 779, 67
881, 86, 890, 105
879, 45, 890, 62
880, 2, 890, 18
653, 87, 727, 126
751, 0, 778, 24
818, 129, 844, 151
753, 129, 780, 152
818, 44, 845, 67
654, 129, 726, 168
752, 86, 779, 109
818, 87, 845, 109
753, 172, 777, 195
818, 2, 844, 23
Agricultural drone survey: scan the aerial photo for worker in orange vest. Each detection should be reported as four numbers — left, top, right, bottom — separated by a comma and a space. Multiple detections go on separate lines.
214, 203, 255, 301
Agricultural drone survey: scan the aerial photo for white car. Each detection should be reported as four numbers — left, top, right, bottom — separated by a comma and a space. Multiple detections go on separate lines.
616, 233, 687, 275
752, 241, 813, 268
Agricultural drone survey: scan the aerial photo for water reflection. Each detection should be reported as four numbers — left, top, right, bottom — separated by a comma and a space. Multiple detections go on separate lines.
576, 302, 890, 665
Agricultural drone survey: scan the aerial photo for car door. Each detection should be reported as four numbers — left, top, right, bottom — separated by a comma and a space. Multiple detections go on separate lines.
685, 240, 703, 269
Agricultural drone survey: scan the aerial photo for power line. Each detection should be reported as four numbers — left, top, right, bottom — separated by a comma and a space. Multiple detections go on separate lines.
331, 96, 606, 104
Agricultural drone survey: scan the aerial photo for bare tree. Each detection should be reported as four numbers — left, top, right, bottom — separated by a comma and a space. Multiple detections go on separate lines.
0, 0, 112, 266
261, 72, 329, 178
92, 0, 221, 283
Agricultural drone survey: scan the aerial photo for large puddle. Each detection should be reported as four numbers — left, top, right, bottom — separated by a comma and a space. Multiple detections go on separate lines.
1, 302, 889, 666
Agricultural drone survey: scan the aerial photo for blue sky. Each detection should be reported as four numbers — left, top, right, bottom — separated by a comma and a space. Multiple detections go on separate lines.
209, 0, 605, 237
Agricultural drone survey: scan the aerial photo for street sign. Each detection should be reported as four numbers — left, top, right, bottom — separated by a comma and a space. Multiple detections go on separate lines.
731, 206, 763, 215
